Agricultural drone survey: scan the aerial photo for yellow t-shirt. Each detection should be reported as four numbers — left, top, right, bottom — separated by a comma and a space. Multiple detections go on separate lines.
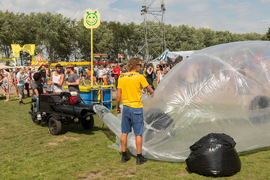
118, 72, 149, 108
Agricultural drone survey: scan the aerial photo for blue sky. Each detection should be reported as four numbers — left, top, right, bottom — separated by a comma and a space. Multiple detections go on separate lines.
0, 0, 270, 34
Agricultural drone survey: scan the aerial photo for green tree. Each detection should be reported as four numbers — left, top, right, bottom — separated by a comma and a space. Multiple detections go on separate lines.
0, 11, 22, 58
0, 10, 266, 63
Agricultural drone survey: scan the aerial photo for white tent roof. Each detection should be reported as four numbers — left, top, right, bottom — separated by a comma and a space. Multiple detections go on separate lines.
152, 50, 195, 62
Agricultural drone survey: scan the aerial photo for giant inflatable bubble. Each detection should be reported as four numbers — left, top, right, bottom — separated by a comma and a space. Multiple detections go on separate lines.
95, 41, 270, 162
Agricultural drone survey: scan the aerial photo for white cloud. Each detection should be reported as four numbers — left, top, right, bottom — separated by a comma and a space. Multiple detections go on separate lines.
261, 0, 270, 3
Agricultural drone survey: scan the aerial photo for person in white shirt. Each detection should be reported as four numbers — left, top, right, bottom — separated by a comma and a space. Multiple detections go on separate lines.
74, 64, 80, 76
156, 64, 164, 87
97, 65, 103, 84
49, 64, 64, 93
102, 64, 110, 85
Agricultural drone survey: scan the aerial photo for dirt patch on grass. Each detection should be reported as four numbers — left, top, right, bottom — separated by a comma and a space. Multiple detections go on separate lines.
48, 136, 79, 146
78, 172, 104, 179
178, 171, 188, 177
48, 142, 58, 146
121, 167, 136, 178
108, 167, 136, 178
56, 136, 80, 142
123, 173, 135, 178
0, 127, 6, 134
79, 167, 136, 179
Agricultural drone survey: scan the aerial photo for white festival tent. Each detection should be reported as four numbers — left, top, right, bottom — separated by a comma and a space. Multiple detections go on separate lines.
149, 50, 195, 69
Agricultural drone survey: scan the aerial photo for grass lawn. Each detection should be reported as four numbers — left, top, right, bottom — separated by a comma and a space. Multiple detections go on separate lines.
1, 95, 270, 179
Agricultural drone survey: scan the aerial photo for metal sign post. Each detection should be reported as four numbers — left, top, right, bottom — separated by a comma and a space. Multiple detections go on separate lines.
84, 10, 100, 87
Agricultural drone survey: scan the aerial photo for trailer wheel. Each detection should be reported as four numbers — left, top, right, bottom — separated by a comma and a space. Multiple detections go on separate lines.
81, 115, 94, 130
48, 117, 62, 135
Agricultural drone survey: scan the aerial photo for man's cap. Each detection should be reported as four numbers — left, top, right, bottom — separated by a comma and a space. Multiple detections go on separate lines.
66, 64, 74, 68
55, 64, 62, 68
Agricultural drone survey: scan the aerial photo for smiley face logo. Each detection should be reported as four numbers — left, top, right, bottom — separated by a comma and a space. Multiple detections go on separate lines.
86, 11, 98, 26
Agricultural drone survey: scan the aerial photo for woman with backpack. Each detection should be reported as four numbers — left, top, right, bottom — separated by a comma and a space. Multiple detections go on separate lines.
146, 63, 155, 90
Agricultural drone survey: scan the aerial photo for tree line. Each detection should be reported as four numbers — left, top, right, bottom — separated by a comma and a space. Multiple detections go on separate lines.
0, 10, 268, 64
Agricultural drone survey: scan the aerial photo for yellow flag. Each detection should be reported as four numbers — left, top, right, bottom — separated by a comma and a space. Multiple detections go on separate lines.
23, 44, 35, 56
11, 44, 35, 58
11, 44, 22, 58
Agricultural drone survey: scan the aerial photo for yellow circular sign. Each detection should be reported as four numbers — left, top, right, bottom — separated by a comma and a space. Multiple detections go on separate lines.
84, 10, 100, 29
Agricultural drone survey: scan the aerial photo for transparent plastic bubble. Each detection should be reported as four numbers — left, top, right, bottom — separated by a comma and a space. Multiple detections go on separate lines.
96, 41, 270, 162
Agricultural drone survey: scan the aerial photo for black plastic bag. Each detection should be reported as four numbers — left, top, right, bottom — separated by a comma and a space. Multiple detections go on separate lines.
186, 133, 241, 177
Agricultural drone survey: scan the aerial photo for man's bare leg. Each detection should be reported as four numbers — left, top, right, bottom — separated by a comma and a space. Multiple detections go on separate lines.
135, 135, 142, 154
136, 135, 147, 165
121, 133, 128, 152
120, 133, 130, 163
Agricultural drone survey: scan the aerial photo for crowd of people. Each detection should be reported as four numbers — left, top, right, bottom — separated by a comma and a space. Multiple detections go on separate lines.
57, 63, 123, 88
60, 60, 172, 91
142, 60, 171, 90
0, 67, 33, 103
0, 60, 173, 105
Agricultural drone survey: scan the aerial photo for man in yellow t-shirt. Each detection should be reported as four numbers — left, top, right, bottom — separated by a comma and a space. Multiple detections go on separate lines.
116, 58, 154, 165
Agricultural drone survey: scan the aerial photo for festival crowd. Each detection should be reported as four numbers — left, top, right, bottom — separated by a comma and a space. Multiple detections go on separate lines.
0, 60, 173, 104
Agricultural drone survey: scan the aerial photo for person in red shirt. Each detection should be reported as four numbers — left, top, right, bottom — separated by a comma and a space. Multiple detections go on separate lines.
113, 63, 121, 90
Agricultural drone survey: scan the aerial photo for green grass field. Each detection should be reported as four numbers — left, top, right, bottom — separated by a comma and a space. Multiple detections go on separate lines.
1, 95, 270, 179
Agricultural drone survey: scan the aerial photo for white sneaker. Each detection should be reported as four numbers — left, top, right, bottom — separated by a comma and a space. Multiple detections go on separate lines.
37, 114, 42, 121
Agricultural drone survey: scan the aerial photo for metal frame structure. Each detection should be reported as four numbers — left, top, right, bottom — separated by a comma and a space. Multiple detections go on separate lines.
140, 0, 166, 62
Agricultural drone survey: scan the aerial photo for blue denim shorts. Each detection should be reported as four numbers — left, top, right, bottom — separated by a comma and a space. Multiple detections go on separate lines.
121, 105, 144, 136
18, 85, 24, 94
